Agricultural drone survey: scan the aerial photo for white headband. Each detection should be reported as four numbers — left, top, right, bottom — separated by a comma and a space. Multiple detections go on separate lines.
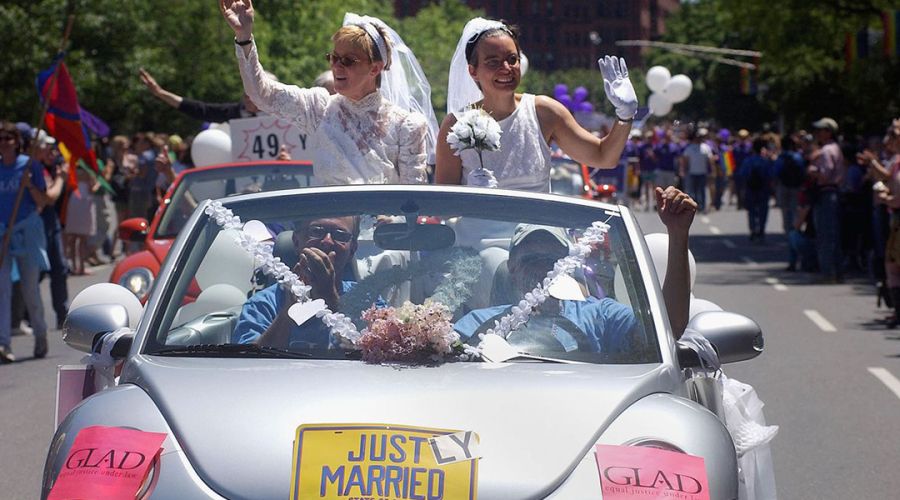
344, 14, 388, 65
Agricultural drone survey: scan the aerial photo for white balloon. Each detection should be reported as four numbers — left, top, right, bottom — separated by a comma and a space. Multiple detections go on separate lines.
196, 229, 255, 292
646, 66, 672, 93
70, 283, 144, 328
663, 74, 693, 104
648, 92, 673, 117
191, 129, 232, 167
689, 298, 723, 319
644, 233, 697, 290
208, 121, 231, 136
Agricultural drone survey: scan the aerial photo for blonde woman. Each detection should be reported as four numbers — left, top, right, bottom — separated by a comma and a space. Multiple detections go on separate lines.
220, 1, 438, 185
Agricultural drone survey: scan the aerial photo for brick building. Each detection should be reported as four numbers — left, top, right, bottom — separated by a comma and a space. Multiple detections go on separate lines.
394, 0, 680, 71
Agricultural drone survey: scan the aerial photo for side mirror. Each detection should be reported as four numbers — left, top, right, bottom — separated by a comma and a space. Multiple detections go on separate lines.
678, 311, 764, 368
119, 217, 149, 243
62, 304, 133, 357
374, 222, 456, 251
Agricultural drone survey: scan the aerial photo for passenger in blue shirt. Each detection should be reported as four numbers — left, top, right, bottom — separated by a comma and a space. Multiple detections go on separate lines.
233, 216, 360, 348
456, 186, 698, 353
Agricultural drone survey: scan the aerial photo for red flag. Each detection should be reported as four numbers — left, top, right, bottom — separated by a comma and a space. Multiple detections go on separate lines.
36, 54, 98, 187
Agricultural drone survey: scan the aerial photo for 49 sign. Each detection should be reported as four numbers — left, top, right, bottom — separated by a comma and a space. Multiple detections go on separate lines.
230, 116, 312, 162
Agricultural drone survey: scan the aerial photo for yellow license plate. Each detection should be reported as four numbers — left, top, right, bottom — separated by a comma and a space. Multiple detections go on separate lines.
290, 423, 478, 500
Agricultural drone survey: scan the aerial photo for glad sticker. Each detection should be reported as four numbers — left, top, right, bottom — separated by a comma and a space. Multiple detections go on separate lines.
49, 426, 167, 500
594, 444, 710, 500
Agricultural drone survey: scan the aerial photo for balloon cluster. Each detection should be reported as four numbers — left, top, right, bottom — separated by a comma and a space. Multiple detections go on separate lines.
645, 66, 693, 117
553, 84, 595, 114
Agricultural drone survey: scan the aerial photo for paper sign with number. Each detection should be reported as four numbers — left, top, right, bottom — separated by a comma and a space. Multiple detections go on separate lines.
291, 423, 479, 500
594, 444, 711, 500
230, 116, 312, 162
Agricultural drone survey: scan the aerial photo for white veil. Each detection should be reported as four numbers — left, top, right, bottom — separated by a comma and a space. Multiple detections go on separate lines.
447, 17, 527, 115
343, 13, 439, 162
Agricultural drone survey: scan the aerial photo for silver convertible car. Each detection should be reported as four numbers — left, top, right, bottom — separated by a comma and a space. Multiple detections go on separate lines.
44, 185, 763, 499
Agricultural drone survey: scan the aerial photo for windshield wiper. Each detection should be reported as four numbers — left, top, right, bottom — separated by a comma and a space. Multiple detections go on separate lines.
152, 343, 312, 359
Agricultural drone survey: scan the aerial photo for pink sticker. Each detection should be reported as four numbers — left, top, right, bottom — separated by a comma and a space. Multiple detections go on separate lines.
594, 444, 711, 500
49, 426, 167, 500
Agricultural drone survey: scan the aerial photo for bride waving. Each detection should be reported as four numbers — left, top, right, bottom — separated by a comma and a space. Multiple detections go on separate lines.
220, 0, 438, 185
435, 18, 638, 192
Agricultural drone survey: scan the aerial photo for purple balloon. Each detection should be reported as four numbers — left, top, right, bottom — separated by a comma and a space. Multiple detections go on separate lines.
558, 94, 573, 110
573, 86, 588, 104
554, 84, 569, 100
578, 101, 594, 113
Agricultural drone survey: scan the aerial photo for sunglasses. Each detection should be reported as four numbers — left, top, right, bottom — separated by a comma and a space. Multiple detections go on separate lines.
307, 224, 353, 244
483, 54, 520, 71
325, 52, 362, 68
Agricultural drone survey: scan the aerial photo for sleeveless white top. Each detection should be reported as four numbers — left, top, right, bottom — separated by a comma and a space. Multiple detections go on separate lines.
236, 42, 428, 186
455, 94, 552, 193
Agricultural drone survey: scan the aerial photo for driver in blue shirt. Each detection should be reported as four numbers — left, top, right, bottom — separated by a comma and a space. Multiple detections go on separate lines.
233, 216, 359, 348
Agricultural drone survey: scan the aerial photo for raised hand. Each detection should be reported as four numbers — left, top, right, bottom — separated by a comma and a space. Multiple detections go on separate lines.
138, 68, 162, 95
655, 186, 697, 238
598, 56, 638, 121
219, 0, 254, 41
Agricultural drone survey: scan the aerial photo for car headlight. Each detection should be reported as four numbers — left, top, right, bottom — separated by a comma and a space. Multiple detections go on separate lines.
119, 267, 154, 298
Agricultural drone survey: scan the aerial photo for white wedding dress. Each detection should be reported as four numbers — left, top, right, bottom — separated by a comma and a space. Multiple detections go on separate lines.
236, 42, 428, 185
454, 93, 552, 193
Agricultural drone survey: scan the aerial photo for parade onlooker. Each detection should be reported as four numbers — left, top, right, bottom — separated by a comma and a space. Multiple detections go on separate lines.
740, 138, 774, 242
35, 131, 69, 328
127, 132, 158, 221
775, 133, 806, 262
732, 129, 752, 209
139, 67, 261, 123
638, 130, 658, 211
787, 181, 818, 272
0, 121, 50, 362
654, 129, 681, 195
808, 117, 846, 283
64, 163, 99, 276
680, 128, 715, 213
107, 135, 136, 256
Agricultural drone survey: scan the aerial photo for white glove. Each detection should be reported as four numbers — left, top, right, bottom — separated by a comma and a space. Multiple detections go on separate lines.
466, 168, 498, 188
598, 56, 638, 121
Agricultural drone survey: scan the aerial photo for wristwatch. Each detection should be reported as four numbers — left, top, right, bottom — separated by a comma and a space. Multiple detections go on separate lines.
234, 36, 253, 46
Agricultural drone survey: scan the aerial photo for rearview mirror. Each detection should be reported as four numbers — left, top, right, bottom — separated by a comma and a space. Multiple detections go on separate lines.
374, 222, 455, 251
119, 217, 149, 243
62, 304, 133, 357
678, 311, 763, 368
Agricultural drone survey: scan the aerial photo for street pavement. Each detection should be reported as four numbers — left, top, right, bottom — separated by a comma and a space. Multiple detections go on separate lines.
2, 202, 900, 498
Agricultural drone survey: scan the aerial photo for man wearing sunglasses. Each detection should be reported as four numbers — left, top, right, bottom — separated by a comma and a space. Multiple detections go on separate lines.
233, 216, 361, 349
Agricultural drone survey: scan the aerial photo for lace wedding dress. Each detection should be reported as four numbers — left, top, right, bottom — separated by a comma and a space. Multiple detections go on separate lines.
236, 42, 428, 185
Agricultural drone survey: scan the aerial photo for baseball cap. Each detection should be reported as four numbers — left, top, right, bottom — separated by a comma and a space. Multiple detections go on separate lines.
510, 224, 571, 253
737, 129, 750, 139
811, 117, 838, 133
35, 129, 56, 147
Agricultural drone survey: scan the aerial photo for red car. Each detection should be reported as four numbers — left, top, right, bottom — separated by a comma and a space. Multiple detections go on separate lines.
549, 156, 617, 202
111, 160, 314, 301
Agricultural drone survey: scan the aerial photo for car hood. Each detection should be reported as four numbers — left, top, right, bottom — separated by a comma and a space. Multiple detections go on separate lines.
129, 356, 676, 499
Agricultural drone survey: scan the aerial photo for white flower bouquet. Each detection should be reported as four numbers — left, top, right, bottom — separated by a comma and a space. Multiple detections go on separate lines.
447, 108, 502, 188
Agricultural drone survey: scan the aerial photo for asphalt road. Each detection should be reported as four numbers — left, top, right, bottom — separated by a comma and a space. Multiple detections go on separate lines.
2, 202, 899, 499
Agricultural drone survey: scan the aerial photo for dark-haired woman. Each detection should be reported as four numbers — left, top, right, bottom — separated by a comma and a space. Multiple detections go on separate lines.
220, 0, 437, 185
435, 18, 639, 192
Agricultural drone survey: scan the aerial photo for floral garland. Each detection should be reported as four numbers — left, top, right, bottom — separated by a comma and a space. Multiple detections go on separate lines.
478, 221, 610, 342
205, 201, 610, 360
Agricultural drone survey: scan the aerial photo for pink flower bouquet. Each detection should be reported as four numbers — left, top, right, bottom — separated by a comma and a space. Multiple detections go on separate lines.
358, 301, 461, 363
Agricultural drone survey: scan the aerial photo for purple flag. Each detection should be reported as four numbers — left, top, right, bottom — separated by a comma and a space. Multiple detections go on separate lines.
79, 107, 110, 137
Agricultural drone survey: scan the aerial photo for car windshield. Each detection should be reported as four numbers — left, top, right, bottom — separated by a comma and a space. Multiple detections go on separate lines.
549, 158, 586, 197
145, 188, 659, 364
155, 162, 314, 238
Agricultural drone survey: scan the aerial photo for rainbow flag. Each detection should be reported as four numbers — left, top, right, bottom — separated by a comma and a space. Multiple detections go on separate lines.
884, 10, 899, 58
722, 149, 736, 176
845, 29, 869, 70
35, 53, 98, 188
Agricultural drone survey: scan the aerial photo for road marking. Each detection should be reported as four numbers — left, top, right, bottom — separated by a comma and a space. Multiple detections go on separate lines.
804, 309, 836, 332
868, 367, 900, 400
722, 239, 736, 249
709, 226, 721, 235
700, 215, 711, 224
764, 277, 788, 291
742, 256, 757, 266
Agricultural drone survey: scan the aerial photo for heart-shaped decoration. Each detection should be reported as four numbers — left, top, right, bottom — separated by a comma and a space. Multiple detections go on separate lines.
288, 299, 327, 326
547, 274, 587, 301
242, 219, 273, 242
479, 334, 520, 363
